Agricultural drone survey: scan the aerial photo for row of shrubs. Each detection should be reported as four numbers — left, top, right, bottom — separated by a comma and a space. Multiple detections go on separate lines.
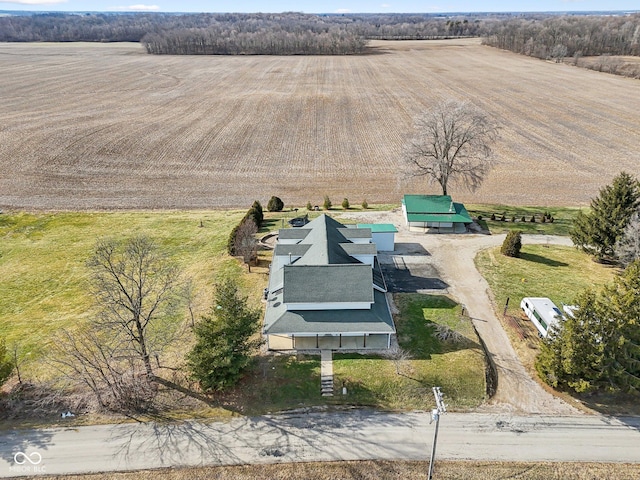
480, 212, 555, 223
265, 195, 372, 214
227, 200, 264, 256
306, 196, 369, 211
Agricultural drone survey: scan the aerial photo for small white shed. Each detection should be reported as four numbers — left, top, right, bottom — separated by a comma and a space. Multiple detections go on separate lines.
357, 223, 397, 252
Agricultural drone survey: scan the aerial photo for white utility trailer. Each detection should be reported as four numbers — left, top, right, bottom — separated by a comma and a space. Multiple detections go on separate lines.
520, 297, 563, 338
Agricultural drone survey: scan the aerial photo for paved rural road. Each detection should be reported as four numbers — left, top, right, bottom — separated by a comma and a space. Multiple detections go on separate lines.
1, 411, 639, 476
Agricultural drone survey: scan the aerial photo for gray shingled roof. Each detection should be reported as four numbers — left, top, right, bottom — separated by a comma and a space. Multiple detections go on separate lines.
340, 243, 377, 256
274, 244, 311, 257
283, 264, 374, 304
264, 214, 395, 337
294, 215, 362, 266
278, 228, 311, 240
341, 227, 372, 239
264, 289, 395, 335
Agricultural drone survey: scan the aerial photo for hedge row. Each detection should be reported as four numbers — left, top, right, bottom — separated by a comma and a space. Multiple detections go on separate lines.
227, 201, 263, 256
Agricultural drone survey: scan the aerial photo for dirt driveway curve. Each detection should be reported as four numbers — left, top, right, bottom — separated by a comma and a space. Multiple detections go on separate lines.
340, 210, 579, 416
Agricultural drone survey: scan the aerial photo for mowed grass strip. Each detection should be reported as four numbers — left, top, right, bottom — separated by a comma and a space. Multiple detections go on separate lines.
37, 460, 640, 480
0, 211, 254, 378
465, 204, 583, 236
475, 244, 616, 317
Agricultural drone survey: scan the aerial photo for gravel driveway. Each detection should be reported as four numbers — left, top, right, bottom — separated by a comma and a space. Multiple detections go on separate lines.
340, 210, 579, 415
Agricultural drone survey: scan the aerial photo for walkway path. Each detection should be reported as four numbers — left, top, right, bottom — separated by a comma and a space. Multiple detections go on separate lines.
320, 350, 334, 396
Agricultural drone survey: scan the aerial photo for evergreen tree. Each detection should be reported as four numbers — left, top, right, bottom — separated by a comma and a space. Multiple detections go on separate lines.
267, 196, 284, 212
187, 279, 262, 392
536, 290, 605, 392
536, 260, 640, 393
570, 172, 640, 262
602, 260, 640, 392
245, 200, 264, 228
500, 230, 522, 257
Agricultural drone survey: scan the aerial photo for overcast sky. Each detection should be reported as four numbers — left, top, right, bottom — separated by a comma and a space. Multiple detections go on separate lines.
0, 0, 638, 14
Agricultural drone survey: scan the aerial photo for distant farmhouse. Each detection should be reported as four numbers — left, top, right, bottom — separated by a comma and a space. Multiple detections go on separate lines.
263, 214, 396, 351
402, 194, 472, 233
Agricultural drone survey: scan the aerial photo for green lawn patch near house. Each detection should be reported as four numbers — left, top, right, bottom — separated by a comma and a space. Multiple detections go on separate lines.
465, 205, 584, 236
2, 209, 482, 420
218, 294, 485, 415
331, 294, 485, 411
0, 211, 255, 379
475, 244, 617, 318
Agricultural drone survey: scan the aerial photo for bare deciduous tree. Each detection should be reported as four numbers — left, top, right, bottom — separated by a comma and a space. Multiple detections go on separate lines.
615, 213, 640, 267
403, 100, 499, 196
551, 44, 568, 62
87, 236, 183, 379
384, 344, 413, 376
50, 327, 157, 412
234, 219, 258, 272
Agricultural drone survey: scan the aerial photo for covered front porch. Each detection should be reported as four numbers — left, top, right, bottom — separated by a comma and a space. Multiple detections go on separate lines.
267, 333, 391, 351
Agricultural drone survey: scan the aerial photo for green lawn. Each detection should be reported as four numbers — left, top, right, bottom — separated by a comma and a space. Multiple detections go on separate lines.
465, 204, 585, 236
224, 293, 486, 414
474, 240, 635, 415
2, 209, 482, 418
0, 211, 257, 378
475, 244, 616, 317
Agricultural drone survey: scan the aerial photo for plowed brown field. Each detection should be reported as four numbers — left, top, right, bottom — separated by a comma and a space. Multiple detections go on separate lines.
1, 39, 639, 209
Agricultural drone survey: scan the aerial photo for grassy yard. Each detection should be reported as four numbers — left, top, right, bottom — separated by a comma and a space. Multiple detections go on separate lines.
465, 204, 584, 236
259, 203, 399, 233
2, 209, 483, 421
219, 293, 485, 414
475, 244, 617, 317
474, 244, 634, 414
0, 210, 264, 379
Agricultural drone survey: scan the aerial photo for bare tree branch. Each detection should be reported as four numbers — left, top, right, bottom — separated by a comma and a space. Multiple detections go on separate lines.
615, 213, 640, 267
87, 236, 184, 379
402, 100, 499, 195
233, 219, 258, 272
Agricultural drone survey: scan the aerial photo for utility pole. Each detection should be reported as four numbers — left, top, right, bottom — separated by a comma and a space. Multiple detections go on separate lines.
428, 386, 446, 480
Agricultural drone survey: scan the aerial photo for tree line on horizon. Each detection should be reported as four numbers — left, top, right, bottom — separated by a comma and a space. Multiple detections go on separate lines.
0, 11, 638, 57
482, 14, 640, 59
